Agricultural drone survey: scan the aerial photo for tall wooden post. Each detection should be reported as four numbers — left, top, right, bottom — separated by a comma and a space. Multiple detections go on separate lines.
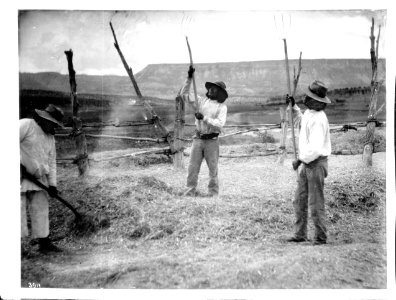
277, 107, 288, 164
278, 51, 302, 164
172, 95, 186, 168
363, 18, 382, 166
64, 49, 88, 175
283, 39, 297, 163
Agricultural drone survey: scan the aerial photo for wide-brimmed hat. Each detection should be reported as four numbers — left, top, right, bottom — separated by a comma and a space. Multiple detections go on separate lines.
306, 80, 331, 104
35, 104, 64, 127
205, 81, 228, 101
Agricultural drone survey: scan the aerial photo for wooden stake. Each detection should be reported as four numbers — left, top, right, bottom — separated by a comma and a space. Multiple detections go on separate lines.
64, 49, 89, 176
172, 95, 186, 169
363, 18, 382, 166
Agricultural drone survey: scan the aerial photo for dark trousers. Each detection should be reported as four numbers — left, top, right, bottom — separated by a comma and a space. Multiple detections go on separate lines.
187, 138, 220, 195
293, 157, 328, 242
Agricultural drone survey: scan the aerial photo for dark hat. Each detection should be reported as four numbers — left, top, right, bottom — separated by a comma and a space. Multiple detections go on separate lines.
35, 104, 64, 127
306, 80, 331, 104
205, 81, 228, 100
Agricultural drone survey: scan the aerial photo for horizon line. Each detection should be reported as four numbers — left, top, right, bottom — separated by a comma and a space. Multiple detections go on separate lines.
19, 57, 385, 77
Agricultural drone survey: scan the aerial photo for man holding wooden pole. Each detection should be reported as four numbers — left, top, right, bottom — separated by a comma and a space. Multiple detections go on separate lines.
180, 65, 228, 197
286, 80, 331, 245
20, 104, 64, 254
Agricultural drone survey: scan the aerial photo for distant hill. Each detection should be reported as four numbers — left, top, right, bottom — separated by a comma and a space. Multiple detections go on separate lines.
20, 72, 135, 97
19, 59, 386, 101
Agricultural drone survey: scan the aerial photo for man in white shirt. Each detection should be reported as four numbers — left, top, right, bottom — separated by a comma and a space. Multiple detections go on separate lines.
286, 80, 331, 245
179, 65, 228, 197
20, 104, 64, 254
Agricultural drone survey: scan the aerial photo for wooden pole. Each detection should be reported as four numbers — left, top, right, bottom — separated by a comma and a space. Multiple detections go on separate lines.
64, 49, 89, 176
185, 123, 279, 128
277, 107, 288, 164
185, 36, 202, 131
172, 95, 186, 168
85, 134, 166, 143
283, 39, 297, 161
109, 22, 142, 98
363, 18, 382, 166
109, 22, 169, 138
91, 147, 170, 162
283, 39, 292, 95
185, 37, 199, 111
292, 52, 302, 97
278, 42, 300, 166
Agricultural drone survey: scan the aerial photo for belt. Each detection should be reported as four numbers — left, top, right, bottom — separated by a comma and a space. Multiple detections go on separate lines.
195, 132, 219, 140
304, 156, 328, 167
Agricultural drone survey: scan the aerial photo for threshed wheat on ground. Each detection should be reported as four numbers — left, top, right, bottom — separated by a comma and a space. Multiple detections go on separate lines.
21, 126, 387, 288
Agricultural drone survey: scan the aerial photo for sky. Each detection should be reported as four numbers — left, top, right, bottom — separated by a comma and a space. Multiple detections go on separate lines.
18, 9, 388, 75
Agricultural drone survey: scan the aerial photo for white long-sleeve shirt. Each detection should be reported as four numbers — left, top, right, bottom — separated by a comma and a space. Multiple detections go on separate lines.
20, 118, 57, 192
179, 77, 227, 134
290, 104, 331, 164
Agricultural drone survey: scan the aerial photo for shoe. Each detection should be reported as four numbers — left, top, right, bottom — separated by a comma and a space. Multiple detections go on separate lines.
207, 192, 219, 197
183, 188, 198, 197
38, 237, 62, 253
286, 236, 308, 243
312, 240, 327, 245
21, 246, 30, 258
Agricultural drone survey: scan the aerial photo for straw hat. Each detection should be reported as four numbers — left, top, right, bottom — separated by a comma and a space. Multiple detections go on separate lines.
306, 80, 331, 104
205, 81, 228, 101
35, 104, 64, 127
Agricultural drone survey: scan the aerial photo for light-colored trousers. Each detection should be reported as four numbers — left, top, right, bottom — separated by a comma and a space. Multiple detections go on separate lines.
21, 191, 49, 238
187, 138, 220, 194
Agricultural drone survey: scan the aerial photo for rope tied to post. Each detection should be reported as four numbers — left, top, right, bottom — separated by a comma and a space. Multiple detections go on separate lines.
367, 116, 377, 124
73, 153, 89, 164
175, 118, 185, 124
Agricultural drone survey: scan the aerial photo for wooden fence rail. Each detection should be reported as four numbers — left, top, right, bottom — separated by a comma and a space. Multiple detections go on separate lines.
55, 120, 382, 164
185, 123, 280, 128
55, 122, 374, 143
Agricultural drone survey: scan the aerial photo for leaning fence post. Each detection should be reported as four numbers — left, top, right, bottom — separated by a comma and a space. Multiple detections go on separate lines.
109, 21, 169, 139
64, 49, 88, 176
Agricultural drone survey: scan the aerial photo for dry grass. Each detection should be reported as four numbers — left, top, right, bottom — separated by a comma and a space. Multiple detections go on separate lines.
21, 128, 387, 289
331, 127, 386, 154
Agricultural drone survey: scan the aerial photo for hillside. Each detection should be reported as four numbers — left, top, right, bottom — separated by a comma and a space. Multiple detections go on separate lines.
19, 59, 386, 101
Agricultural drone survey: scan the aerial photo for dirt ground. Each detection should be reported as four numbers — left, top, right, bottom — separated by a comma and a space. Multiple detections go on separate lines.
21, 143, 386, 290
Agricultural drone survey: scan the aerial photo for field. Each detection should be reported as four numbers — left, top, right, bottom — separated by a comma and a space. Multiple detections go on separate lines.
20, 85, 386, 126
20, 124, 387, 290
